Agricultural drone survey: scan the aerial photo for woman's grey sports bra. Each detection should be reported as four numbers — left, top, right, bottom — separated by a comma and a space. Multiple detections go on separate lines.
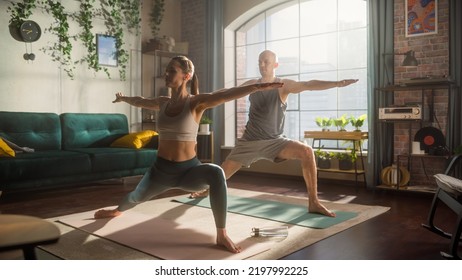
157, 96, 199, 142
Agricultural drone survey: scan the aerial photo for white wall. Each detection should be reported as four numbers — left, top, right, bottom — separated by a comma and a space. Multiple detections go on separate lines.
0, 1, 140, 131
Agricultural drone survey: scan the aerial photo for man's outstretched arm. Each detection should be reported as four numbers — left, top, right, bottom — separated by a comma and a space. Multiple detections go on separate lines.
282, 79, 358, 94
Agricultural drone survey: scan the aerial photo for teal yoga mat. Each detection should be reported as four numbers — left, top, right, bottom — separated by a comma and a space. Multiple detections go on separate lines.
173, 195, 358, 229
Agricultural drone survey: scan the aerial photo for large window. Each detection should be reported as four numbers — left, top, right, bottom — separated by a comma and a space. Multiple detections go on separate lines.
235, 0, 368, 146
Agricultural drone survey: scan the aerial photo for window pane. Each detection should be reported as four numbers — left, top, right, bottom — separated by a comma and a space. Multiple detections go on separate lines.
236, 13, 266, 46
338, 28, 367, 69
266, 0, 299, 41
300, 0, 337, 36
338, 0, 367, 30
338, 68, 367, 110
284, 111, 299, 140
300, 72, 338, 111
300, 33, 338, 73
267, 38, 300, 76
236, 44, 266, 79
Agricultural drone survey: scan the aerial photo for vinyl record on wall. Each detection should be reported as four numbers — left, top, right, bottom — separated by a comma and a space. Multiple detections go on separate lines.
414, 127, 445, 152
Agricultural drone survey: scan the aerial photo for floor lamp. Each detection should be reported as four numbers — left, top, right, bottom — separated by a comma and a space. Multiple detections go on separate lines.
382, 50, 419, 85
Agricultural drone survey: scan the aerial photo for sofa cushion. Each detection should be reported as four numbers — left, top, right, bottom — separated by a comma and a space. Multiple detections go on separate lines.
0, 111, 61, 150
110, 130, 158, 149
60, 113, 129, 149
68, 147, 157, 173
0, 138, 15, 157
0, 150, 91, 183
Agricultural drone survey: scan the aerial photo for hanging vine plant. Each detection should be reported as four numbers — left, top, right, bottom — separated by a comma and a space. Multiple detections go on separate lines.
72, 0, 109, 78
100, 0, 128, 80
40, 0, 76, 79
7, 0, 37, 41
7, 0, 141, 81
121, 0, 141, 36
7, 0, 37, 27
150, 0, 165, 38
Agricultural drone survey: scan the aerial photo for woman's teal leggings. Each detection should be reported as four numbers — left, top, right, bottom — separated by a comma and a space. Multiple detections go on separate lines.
117, 156, 227, 228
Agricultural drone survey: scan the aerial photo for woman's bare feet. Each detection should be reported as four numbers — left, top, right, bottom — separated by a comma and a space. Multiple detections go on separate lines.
94, 208, 122, 219
309, 201, 336, 217
216, 228, 241, 253
189, 189, 209, 198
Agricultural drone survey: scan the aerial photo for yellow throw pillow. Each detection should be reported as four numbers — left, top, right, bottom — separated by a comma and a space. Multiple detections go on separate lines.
0, 138, 15, 157
111, 130, 158, 149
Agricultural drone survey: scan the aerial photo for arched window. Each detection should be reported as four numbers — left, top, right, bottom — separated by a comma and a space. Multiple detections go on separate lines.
234, 0, 368, 144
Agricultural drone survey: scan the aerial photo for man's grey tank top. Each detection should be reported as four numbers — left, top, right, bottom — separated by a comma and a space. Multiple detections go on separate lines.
242, 78, 286, 140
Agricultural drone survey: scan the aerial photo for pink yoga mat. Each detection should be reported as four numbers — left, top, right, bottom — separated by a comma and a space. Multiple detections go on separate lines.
58, 210, 273, 260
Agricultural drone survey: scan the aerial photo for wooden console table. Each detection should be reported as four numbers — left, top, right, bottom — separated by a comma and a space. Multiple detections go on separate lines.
304, 131, 368, 189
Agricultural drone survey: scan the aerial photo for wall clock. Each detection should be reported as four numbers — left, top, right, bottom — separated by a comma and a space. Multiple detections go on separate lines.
19, 20, 41, 43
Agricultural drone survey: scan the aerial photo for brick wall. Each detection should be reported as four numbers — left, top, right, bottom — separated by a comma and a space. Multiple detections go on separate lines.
393, 0, 450, 187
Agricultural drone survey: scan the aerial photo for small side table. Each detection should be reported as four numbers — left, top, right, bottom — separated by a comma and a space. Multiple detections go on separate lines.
0, 214, 60, 260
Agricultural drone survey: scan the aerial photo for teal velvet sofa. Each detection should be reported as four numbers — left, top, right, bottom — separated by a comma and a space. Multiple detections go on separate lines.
0, 111, 157, 192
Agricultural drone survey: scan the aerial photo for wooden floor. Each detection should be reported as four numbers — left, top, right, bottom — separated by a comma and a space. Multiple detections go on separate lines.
0, 172, 459, 260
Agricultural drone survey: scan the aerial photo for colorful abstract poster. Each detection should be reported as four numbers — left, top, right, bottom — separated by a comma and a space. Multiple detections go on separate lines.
405, 0, 437, 37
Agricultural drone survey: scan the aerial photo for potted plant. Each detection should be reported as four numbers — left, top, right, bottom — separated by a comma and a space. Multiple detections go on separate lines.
143, 0, 165, 52
333, 114, 349, 131
315, 117, 333, 131
334, 152, 354, 170
199, 115, 212, 134
349, 114, 367, 132
314, 147, 334, 169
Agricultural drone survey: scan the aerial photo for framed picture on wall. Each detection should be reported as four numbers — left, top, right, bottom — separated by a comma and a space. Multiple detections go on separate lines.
405, 0, 437, 37
96, 34, 118, 67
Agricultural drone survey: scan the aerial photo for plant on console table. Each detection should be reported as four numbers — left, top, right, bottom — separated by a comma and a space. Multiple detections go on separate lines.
349, 114, 367, 132
333, 114, 349, 131
314, 147, 334, 169
315, 117, 333, 132
334, 151, 356, 170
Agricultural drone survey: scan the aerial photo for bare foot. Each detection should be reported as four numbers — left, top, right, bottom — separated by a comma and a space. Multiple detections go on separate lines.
189, 189, 209, 198
216, 228, 241, 253
94, 208, 122, 219
309, 201, 336, 217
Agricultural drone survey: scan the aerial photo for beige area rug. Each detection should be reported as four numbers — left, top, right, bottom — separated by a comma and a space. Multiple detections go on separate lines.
41, 188, 390, 260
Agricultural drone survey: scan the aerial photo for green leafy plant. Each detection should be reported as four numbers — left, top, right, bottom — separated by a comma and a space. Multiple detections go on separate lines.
7, 0, 37, 28
333, 114, 349, 131
7, 0, 141, 81
349, 114, 367, 131
41, 0, 76, 79
334, 149, 357, 163
315, 117, 333, 131
314, 147, 334, 160
73, 0, 101, 75
314, 147, 333, 169
149, 0, 165, 38
334, 151, 355, 170
200, 115, 213, 125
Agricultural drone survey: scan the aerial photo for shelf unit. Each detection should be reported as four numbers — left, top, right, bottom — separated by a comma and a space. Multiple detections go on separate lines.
375, 80, 456, 192
304, 131, 368, 189
197, 132, 214, 163
141, 50, 185, 131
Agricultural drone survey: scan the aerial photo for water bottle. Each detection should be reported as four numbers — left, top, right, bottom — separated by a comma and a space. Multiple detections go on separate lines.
251, 226, 288, 237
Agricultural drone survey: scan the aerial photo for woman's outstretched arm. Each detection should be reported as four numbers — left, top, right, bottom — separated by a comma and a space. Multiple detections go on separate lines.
195, 82, 283, 110
112, 92, 169, 110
